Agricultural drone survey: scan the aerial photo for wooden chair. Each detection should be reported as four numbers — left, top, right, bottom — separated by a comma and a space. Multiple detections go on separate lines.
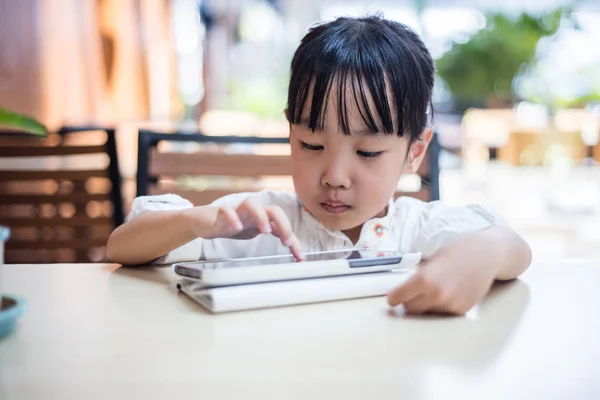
0, 126, 124, 263
135, 129, 440, 205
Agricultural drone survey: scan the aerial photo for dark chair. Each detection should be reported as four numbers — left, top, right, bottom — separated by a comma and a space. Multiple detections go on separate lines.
136, 129, 440, 205
0, 126, 123, 263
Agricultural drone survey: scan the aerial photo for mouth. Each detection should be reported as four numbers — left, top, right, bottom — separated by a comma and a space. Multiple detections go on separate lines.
320, 200, 351, 215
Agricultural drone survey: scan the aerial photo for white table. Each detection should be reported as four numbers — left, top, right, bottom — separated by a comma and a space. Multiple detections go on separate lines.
1, 260, 599, 400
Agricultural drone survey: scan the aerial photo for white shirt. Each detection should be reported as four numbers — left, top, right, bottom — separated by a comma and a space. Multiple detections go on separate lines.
126, 190, 506, 264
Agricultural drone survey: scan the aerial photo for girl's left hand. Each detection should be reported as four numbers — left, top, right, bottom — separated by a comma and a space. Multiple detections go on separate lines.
386, 255, 497, 315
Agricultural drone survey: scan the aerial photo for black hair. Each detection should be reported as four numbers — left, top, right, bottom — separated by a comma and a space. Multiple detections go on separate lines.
286, 15, 434, 143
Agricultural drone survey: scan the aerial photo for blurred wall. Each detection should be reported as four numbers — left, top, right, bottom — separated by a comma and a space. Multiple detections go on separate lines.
0, 0, 44, 122
0, 0, 180, 130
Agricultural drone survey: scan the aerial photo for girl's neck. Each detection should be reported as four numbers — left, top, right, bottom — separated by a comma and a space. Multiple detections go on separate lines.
342, 205, 389, 244
342, 225, 363, 244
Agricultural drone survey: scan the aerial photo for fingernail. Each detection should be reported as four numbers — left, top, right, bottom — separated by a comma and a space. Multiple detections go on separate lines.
262, 224, 272, 233
234, 222, 243, 231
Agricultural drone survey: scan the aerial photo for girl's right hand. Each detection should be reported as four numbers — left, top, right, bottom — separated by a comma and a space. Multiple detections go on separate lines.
188, 199, 304, 260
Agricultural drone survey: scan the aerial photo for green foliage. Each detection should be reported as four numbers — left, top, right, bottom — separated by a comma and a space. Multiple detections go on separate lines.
436, 9, 570, 109
226, 75, 289, 118
0, 108, 47, 136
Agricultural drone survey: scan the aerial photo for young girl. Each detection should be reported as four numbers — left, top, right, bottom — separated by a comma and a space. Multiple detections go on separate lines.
107, 15, 531, 315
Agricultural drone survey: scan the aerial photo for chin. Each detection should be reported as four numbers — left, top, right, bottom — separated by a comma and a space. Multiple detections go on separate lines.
316, 214, 363, 232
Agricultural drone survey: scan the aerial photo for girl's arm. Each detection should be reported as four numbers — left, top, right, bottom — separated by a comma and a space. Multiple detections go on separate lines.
387, 226, 532, 315
106, 207, 216, 266
106, 199, 303, 266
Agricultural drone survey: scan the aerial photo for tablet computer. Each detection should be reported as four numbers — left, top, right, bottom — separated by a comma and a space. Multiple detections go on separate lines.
173, 249, 420, 287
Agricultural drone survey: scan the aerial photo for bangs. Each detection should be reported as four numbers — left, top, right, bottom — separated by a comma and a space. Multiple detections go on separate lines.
290, 68, 395, 136
286, 16, 434, 139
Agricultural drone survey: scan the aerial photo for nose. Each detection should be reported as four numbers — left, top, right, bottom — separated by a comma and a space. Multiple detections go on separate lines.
321, 154, 351, 189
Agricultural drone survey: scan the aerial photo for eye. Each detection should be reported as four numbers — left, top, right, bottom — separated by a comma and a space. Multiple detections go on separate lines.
357, 150, 383, 158
300, 141, 324, 151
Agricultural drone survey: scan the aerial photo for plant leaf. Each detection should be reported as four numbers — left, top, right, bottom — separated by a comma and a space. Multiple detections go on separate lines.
0, 108, 47, 136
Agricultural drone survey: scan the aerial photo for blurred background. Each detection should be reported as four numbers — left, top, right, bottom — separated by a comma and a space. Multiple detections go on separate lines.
1, 0, 599, 262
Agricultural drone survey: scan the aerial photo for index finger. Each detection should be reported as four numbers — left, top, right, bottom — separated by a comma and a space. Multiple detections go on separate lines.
265, 206, 293, 243
287, 234, 304, 261
265, 206, 304, 260
386, 272, 426, 306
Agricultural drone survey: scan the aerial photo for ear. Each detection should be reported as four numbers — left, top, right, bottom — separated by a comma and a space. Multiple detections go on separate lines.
404, 127, 433, 174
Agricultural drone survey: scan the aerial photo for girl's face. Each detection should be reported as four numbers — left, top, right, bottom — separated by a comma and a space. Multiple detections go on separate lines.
290, 90, 431, 241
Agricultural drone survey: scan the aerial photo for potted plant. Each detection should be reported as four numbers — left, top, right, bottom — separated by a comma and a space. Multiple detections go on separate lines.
0, 108, 46, 338
436, 8, 570, 112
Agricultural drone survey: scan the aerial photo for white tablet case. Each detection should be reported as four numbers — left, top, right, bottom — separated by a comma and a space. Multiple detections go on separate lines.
177, 269, 414, 313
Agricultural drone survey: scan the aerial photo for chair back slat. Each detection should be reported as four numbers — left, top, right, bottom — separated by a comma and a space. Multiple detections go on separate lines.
0, 127, 123, 263
149, 150, 292, 177
0, 145, 107, 157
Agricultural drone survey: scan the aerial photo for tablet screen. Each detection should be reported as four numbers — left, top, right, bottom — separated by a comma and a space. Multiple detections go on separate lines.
177, 249, 403, 270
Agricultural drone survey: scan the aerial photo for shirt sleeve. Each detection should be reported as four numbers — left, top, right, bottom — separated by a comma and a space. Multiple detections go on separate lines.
126, 194, 201, 264
126, 194, 194, 221
410, 201, 508, 259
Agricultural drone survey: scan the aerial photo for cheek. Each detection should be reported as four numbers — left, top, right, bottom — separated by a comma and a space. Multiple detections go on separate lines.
359, 159, 403, 193
291, 150, 316, 186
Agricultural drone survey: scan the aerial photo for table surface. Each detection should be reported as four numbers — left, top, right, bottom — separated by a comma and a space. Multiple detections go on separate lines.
1, 260, 599, 400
